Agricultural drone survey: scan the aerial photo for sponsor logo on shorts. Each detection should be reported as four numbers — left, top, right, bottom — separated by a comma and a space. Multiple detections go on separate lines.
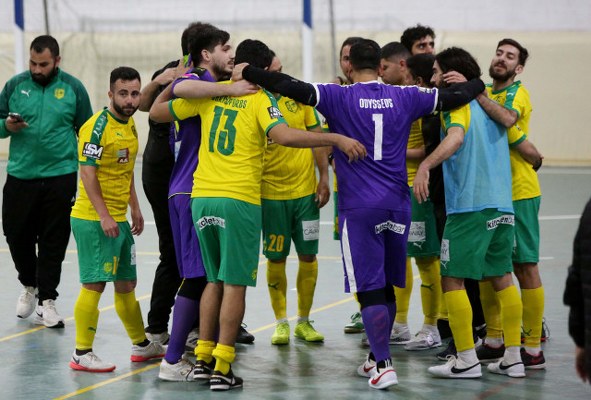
302, 219, 320, 241
130, 244, 136, 266
486, 215, 514, 230
117, 148, 130, 163
408, 221, 426, 242
440, 239, 450, 262
267, 106, 283, 119
82, 142, 103, 159
196, 216, 226, 230
375, 220, 406, 235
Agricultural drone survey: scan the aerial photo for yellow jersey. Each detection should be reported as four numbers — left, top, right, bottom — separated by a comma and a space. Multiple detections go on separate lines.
261, 96, 321, 200
406, 119, 423, 186
168, 85, 286, 205
71, 109, 138, 222
486, 81, 540, 200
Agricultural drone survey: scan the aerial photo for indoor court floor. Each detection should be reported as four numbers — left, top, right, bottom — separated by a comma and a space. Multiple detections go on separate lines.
0, 163, 590, 400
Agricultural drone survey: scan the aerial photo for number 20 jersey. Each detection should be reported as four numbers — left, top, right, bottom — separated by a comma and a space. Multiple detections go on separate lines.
312, 81, 437, 211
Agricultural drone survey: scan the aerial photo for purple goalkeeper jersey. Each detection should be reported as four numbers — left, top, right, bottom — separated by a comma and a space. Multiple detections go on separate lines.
168, 69, 215, 197
313, 81, 438, 211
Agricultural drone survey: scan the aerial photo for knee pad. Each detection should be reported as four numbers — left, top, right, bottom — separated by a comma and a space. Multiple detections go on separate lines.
384, 285, 395, 303
356, 288, 387, 310
178, 277, 207, 300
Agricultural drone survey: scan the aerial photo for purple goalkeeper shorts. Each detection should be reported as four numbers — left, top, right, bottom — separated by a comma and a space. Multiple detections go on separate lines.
169, 194, 206, 279
339, 207, 410, 293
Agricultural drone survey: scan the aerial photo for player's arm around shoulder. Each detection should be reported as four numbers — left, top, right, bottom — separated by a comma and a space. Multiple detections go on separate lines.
268, 124, 366, 162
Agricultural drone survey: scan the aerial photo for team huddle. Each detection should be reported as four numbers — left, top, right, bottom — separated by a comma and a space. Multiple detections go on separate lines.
0, 22, 545, 392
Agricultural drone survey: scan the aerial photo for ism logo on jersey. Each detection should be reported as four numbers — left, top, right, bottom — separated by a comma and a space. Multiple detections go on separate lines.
82, 142, 104, 160
267, 106, 283, 119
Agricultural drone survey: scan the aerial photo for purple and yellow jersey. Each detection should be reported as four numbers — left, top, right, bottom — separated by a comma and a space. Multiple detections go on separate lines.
168, 84, 286, 205
262, 96, 321, 200
71, 109, 138, 222
486, 81, 540, 200
406, 119, 424, 186
312, 81, 437, 211
168, 68, 215, 197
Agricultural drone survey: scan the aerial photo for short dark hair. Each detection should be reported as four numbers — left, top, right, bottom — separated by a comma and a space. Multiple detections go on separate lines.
189, 26, 230, 65
349, 39, 381, 71
110, 66, 141, 89
340, 36, 364, 57
400, 24, 435, 52
435, 47, 481, 81
182, 22, 219, 56
497, 38, 529, 66
30, 35, 59, 57
381, 41, 411, 61
406, 53, 435, 84
235, 39, 273, 69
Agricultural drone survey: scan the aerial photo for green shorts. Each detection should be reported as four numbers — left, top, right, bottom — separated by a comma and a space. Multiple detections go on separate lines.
71, 217, 137, 283
407, 187, 441, 257
191, 197, 261, 286
333, 191, 340, 240
440, 209, 514, 280
262, 194, 319, 259
512, 196, 540, 264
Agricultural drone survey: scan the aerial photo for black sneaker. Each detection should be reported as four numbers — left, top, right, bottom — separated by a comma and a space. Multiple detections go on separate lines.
437, 319, 452, 340
476, 343, 505, 363
193, 359, 216, 380
520, 348, 546, 370
436, 339, 457, 361
236, 324, 255, 344
210, 369, 243, 391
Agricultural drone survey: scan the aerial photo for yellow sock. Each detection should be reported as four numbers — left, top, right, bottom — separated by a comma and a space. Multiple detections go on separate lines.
394, 258, 413, 324
445, 290, 473, 352
479, 281, 503, 340
267, 260, 287, 320
521, 287, 545, 347
416, 256, 442, 326
212, 343, 236, 375
439, 290, 448, 320
297, 259, 318, 318
114, 290, 146, 345
74, 287, 102, 350
195, 339, 215, 363
497, 285, 523, 348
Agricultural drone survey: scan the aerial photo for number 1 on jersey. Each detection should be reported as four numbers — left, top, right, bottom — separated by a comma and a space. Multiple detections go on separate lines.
372, 113, 383, 161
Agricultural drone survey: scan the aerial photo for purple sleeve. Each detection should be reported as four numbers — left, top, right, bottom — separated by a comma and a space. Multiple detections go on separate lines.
402, 86, 438, 121
312, 83, 342, 120
170, 72, 202, 96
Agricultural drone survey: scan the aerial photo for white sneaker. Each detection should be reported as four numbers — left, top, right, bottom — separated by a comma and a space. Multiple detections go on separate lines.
357, 354, 376, 377
405, 329, 442, 351
69, 351, 116, 373
33, 299, 64, 328
368, 359, 398, 389
131, 341, 166, 362
428, 356, 482, 379
390, 323, 411, 345
16, 286, 36, 318
487, 359, 526, 378
185, 328, 199, 352
146, 331, 170, 345
159, 358, 198, 381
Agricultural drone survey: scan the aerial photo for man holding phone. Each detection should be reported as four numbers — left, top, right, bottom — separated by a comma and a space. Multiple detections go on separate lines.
0, 35, 92, 328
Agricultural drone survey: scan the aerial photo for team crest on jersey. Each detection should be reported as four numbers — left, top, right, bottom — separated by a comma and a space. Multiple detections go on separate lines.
285, 100, 299, 113
117, 148, 130, 163
131, 124, 138, 137
54, 88, 65, 99
82, 142, 104, 160
267, 106, 283, 119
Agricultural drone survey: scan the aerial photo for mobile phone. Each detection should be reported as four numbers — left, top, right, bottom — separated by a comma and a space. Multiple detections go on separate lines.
8, 112, 24, 123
